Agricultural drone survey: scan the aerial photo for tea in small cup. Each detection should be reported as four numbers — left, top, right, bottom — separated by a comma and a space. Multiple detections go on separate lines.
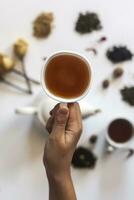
41, 51, 92, 102
105, 118, 134, 151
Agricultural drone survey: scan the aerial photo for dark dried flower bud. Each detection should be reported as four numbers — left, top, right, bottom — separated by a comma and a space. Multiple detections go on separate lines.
102, 79, 110, 89
89, 135, 98, 144
113, 67, 124, 79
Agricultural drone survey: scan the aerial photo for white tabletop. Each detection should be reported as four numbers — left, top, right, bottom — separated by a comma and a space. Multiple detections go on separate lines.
0, 0, 134, 199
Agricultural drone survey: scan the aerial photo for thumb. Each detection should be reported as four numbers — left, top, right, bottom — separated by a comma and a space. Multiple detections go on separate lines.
51, 103, 69, 137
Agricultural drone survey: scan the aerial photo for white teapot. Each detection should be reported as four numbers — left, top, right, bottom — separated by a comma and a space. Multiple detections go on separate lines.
16, 98, 100, 127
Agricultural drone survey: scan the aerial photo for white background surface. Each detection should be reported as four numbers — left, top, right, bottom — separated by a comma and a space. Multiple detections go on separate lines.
0, 0, 134, 199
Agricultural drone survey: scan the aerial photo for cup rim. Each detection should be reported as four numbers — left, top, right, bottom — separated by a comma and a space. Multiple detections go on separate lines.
41, 50, 92, 102
105, 118, 134, 148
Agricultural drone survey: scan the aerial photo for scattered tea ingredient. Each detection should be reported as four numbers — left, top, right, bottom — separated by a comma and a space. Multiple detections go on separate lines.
89, 135, 98, 145
82, 109, 101, 119
120, 86, 134, 106
43, 57, 47, 61
33, 12, 54, 38
75, 12, 102, 34
127, 149, 134, 159
72, 146, 97, 168
85, 47, 97, 55
102, 79, 110, 89
89, 135, 98, 150
0, 54, 15, 75
97, 36, 107, 43
13, 39, 28, 59
113, 67, 124, 79
106, 46, 133, 63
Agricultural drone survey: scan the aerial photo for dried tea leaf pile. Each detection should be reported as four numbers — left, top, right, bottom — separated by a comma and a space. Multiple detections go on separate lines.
120, 86, 134, 106
72, 147, 97, 169
75, 12, 102, 34
106, 46, 133, 63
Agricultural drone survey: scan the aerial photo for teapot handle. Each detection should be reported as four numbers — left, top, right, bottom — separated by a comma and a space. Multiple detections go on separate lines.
15, 106, 38, 115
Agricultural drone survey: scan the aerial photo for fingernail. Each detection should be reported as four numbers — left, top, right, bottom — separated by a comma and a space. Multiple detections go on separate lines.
59, 107, 68, 115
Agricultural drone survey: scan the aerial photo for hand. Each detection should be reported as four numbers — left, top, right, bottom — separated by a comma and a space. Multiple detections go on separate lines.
43, 103, 82, 179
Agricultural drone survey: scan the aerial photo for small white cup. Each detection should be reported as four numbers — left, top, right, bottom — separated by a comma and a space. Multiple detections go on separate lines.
105, 118, 134, 152
41, 51, 92, 102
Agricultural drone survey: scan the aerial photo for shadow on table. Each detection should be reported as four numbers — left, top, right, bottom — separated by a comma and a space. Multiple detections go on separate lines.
97, 153, 127, 200
0, 115, 48, 181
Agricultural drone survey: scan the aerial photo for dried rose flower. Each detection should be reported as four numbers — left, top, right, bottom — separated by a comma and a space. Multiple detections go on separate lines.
0, 54, 15, 75
13, 39, 28, 59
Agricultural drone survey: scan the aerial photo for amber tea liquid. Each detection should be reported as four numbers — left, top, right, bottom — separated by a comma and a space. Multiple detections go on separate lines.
108, 119, 133, 143
44, 54, 90, 99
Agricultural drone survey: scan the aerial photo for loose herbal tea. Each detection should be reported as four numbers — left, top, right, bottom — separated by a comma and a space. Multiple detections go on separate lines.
72, 146, 97, 169
75, 12, 102, 34
33, 12, 54, 38
106, 46, 133, 63
120, 86, 134, 106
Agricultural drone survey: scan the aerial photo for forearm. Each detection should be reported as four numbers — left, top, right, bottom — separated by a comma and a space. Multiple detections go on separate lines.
48, 172, 77, 200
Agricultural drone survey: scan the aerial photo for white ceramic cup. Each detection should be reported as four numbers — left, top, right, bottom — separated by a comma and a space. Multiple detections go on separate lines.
105, 118, 134, 152
41, 51, 92, 102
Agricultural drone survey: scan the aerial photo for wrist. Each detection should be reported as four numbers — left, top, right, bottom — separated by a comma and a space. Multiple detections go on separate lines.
47, 170, 72, 185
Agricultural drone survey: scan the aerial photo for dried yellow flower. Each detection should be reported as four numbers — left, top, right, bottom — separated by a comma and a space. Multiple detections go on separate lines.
0, 54, 15, 75
13, 39, 28, 59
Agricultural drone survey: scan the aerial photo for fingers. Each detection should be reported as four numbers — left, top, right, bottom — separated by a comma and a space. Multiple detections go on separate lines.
67, 103, 82, 136
67, 103, 82, 143
47, 104, 60, 133
49, 103, 60, 116
47, 103, 82, 140
46, 104, 59, 133
51, 103, 69, 137
46, 116, 54, 133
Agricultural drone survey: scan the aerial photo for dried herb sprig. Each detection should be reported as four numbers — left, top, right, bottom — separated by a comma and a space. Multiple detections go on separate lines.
0, 76, 30, 94
13, 39, 32, 94
12, 69, 40, 85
